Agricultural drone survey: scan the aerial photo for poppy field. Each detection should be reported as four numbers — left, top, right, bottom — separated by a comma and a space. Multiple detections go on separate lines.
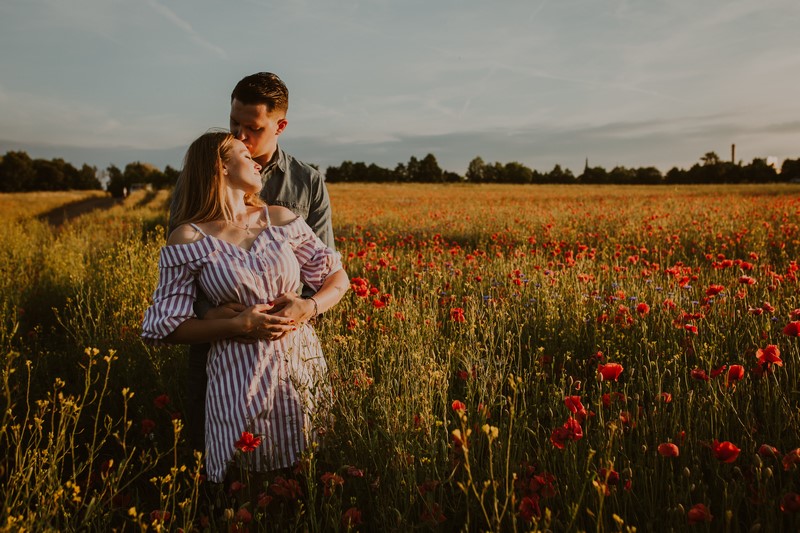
1, 183, 800, 531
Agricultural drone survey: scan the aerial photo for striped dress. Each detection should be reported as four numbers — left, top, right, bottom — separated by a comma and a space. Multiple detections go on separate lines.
141, 212, 342, 482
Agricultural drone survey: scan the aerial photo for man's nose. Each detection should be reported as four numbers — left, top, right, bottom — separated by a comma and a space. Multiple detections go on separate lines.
231, 126, 244, 139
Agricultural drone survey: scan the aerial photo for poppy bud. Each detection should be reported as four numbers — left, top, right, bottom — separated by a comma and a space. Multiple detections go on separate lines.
764, 467, 773, 479
683, 467, 691, 478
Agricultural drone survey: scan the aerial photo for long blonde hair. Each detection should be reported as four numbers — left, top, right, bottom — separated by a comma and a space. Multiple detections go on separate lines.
170, 130, 264, 230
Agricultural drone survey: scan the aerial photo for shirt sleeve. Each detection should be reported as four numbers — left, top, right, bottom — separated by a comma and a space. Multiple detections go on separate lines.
141, 246, 201, 344
288, 219, 343, 292
304, 169, 336, 250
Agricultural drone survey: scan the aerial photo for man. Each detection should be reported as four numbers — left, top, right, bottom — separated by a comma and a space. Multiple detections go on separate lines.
170, 72, 335, 451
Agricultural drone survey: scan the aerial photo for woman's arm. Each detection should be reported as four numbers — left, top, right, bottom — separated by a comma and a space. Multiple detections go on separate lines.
270, 269, 350, 323
163, 303, 295, 344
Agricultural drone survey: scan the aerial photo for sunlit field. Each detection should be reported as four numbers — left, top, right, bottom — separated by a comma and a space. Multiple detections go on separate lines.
0, 190, 108, 220
1, 184, 800, 531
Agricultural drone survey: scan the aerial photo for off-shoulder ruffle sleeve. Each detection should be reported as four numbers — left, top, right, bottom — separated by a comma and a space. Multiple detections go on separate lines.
141, 242, 211, 343
284, 218, 343, 292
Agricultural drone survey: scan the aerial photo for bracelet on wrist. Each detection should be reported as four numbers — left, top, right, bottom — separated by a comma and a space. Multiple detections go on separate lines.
307, 296, 319, 319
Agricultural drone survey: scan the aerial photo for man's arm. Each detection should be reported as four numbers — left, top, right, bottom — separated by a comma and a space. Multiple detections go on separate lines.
304, 169, 335, 249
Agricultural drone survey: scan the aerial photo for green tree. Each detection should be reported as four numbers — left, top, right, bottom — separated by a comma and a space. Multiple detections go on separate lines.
501, 161, 533, 183
701, 151, 720, 166
417, 154, 443, 182
465, 157, 486, 183
0, 151, 36, 191
106, 164, 126, 197
781, 158, 800, 181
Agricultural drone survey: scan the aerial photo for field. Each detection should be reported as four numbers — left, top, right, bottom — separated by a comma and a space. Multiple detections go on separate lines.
1, 183, 800, 531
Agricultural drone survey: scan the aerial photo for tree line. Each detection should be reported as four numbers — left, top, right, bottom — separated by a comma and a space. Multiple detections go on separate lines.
326, 151, 800, 184
1, 149, 799, 194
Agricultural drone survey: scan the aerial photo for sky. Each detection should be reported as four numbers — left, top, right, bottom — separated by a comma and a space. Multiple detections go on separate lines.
1, 0, 799, 176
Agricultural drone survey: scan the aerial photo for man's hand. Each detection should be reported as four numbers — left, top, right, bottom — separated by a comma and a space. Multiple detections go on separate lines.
204, 302, 296, 343
269, 292, 315, 323
203, 302, 247, 320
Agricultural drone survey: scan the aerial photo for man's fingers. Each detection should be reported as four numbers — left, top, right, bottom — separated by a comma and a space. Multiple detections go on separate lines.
223, 302, 248, 312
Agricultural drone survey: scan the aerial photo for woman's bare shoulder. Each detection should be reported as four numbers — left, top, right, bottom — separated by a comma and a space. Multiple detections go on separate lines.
268, 205, 300, 227
167, 223, 207, 246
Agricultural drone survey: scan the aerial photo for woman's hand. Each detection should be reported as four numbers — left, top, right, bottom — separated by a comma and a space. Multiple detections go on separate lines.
235, 303, 296, 341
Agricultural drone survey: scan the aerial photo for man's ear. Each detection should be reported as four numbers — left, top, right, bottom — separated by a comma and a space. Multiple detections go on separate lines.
276, 118, 288, 136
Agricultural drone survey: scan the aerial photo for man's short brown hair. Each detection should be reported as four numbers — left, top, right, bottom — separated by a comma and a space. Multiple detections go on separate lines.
231, 72, 288, 114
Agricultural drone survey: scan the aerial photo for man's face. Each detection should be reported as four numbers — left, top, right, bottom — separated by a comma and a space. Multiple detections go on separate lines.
229, 98, 287, 166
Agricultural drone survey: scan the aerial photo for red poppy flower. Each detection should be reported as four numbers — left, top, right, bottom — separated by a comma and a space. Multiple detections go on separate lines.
372, 299, 386, 309
420, 502, 446, 524
153, 394, 170, 409
141, 419, 156, 436
738, 275, 756, 285
705, 284, 725, 296
783, 321, 800, 337
149, 510, 171, 523
235, 508, 252, 524
658, 443, 680, 457
450, 307, 466, 323
234, 431, 262, 453
451, 400, 466, 413
550, 417, 583, 449
758, 444, 780, 458
518, 495, 541, 522
690, 368, 709, 381
341, 507, 363, 528
710, 365, 727, 378
711, 440, 740, 463
780, 492, 800, 514
687, 503, 713, 524
597, 363, 624, 381
756, 345, 783, 367
783, 448, 800, 471
257, 492, 273, 508
350, 277, 370, 298
598, 467, 620, 485
636, 302, 650, 315
660, 392, 673, 403
726, 365, 745, 384
270, 476, 303, 500
564, 396, 587, 422
320, 471, 345, 497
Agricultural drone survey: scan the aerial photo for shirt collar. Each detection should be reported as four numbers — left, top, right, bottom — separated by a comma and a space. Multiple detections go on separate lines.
260, 145, 287, 177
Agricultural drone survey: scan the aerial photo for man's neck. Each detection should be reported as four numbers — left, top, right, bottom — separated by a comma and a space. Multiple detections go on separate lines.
255, 146, 279, 168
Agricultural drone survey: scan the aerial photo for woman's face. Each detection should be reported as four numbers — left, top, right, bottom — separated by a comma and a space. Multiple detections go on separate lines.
223, 139, 263, 194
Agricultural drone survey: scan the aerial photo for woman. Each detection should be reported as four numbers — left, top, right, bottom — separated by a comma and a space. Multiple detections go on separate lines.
141, 130, 348, 483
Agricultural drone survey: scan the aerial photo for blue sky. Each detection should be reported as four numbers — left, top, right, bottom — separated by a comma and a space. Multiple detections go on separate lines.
1, 0, 799, 175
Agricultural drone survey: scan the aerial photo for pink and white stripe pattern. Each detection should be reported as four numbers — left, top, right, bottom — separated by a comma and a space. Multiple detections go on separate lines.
142, 216, 342, 482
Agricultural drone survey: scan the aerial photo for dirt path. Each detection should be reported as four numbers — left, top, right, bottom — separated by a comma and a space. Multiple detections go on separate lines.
38, 195, 121, 227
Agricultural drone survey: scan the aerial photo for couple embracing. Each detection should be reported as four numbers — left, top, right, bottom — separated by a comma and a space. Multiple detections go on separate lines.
141, 72, 349, 484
